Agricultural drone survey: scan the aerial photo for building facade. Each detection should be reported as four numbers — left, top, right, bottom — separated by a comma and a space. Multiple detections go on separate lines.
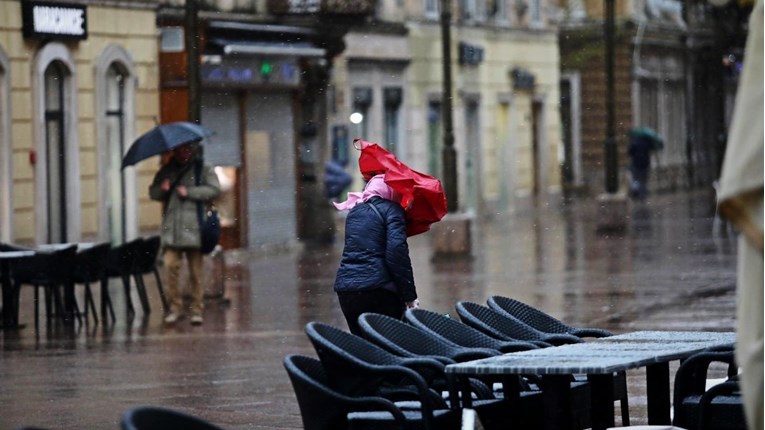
331, 0, 564, 219
557, 0, 751, 196
0, 0, 159, 246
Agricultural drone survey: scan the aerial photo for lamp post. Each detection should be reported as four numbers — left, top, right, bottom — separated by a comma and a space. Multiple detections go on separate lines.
604, 0, 618, 193
595, 0, 627, 232
440, 0, 458, 212
185, 0, 201, 124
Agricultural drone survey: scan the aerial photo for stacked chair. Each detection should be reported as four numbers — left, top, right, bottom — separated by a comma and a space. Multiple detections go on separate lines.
672, 345, 746, 430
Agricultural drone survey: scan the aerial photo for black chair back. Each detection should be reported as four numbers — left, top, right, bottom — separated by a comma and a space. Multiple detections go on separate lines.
456, 301, 582, 346
404, 308, 539, 353
358, 312, 500, 363
133, 236, 161, 275
120, 406, 225, 430
488, 296, 613, 338
73, 243, 111, 284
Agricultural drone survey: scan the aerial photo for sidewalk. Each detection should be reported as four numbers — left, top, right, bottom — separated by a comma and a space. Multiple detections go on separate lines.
0, 188, 739, 429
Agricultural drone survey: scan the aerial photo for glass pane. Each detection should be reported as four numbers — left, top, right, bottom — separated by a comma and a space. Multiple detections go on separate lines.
106, 115, 124, 244
106, 65, 124, 112
427, 101, 442, 178
46, 118, 64, 242
44, 63, 62, 110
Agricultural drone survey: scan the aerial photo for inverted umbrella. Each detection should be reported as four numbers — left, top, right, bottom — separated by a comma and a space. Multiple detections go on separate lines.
354, 138, 447, 236
121, 122, 214, 169
628, 127, 664, 150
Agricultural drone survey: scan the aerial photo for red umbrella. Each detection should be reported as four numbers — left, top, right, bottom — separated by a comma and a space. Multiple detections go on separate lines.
354, 138, 448, 236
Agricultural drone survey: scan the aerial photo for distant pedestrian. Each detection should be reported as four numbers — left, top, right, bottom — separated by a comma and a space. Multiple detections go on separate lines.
149, 141, 220, 326
333, 174, 419, 336
627, 128, 661, 199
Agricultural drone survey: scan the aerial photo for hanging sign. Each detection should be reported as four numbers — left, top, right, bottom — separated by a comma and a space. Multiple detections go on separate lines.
22, 1, 88, 40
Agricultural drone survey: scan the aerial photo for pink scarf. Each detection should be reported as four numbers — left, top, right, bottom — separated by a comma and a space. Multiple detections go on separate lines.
334, 174, 401, 211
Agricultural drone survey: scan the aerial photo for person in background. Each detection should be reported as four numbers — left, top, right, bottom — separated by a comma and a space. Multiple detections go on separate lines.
628, 132, 657, 199
716, 0, 763, 428
149, 141, 220, 326
333, 173, 419, 336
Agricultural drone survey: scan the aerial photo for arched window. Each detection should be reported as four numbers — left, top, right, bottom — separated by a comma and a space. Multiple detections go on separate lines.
33, 42, 80, 244
105, 64, 127, 243
44, 61, 68, 242
95, 45, 136, 243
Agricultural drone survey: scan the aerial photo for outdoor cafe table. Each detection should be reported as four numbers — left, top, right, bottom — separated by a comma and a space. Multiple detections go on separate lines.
445, 330, 736, 430
0, 250, 36, 329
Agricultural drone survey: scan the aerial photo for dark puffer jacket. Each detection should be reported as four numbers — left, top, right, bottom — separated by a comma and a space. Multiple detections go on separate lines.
334, 196, 417, 303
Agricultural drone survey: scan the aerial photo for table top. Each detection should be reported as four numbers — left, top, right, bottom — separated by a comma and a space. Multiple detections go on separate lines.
446, 330, 736, 376
0, 250, 36, 260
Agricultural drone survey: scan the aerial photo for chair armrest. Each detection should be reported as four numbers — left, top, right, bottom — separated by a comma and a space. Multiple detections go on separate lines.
497, 341, 540, 353
540, 333, 583, 345
452, 348, 501, 362
570, 327, 613, 338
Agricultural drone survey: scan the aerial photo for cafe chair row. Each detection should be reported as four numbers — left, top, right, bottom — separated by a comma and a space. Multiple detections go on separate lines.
0, 236, 165, 328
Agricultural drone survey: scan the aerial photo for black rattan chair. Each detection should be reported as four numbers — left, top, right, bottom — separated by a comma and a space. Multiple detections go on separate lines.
457, 301, 630, 425
304, 322, 462, 430
673, 347, 745, 430
103, 238, 144, 318
11, 245, 79, 327
487, 295, 613, 338
284, 354, 460, 430
358, 312, 502, 364
132, 235, 166, 312
72, 242, 113, 324
120, 406, 225, 430
404, 308, 540, 354
455, 301, 582, 346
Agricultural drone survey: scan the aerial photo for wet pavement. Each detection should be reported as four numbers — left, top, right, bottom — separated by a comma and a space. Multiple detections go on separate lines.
0, 189, 739, 429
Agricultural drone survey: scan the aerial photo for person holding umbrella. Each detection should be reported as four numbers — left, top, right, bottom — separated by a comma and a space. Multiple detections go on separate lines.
149, 140, 220, 325
333, 173, 419, 336
627, 127, 663, 199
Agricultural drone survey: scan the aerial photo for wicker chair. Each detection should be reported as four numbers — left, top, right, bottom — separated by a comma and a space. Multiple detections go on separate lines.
358, 312, 503, 364
284, 354, 460, 430
673, 347, 745, 430
455, 301, 582, 346
120, 406, 225, 430
404, 308, 540, 354
71, 242, 113, 324
457, 301, 630, 426
487, 295, 613, 338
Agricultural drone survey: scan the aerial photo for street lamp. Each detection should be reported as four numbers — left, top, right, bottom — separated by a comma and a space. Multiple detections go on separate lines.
604, 0, 618, 193
440, 0, 458, 212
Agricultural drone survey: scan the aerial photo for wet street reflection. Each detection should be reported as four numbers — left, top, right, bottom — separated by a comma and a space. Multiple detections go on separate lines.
0, 190, 738, 429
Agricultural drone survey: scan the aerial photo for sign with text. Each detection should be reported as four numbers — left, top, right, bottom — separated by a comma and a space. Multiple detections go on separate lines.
22, 1, 87, 40
201, 58, 300, 87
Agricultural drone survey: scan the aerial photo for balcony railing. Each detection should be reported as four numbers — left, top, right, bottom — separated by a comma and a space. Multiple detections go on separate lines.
267, 0, 375, 15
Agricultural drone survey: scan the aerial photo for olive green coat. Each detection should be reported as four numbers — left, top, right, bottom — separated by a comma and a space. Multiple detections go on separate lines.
149, 159, 221, 249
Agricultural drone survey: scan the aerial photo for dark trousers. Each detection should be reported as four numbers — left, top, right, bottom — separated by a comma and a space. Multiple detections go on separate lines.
337, 289, 405, 336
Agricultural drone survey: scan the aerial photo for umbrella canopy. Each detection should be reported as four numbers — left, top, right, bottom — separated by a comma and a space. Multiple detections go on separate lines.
628, 126, 664, 150
121, 122, 214, 169
354, 138, 447, 236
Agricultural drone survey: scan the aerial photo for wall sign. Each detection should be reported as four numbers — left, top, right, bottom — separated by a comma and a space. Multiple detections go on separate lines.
22, 1, 87, 40
201, 57, 300, 87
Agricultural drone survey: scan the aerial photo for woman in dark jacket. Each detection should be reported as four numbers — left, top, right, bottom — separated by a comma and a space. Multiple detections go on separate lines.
333, 174, 419, 335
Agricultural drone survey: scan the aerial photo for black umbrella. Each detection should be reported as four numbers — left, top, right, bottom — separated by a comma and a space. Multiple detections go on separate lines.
121, 122, 214, 169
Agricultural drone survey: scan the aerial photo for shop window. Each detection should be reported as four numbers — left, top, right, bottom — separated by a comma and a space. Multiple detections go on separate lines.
427, 100, 443, 179
383, 87, 402, 156
425, 0, 440, 19
352, 87, 372, 140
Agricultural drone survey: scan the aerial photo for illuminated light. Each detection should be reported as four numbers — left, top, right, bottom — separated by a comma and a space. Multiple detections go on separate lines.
349, 112, 363, 124
260, 61, 274, 77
